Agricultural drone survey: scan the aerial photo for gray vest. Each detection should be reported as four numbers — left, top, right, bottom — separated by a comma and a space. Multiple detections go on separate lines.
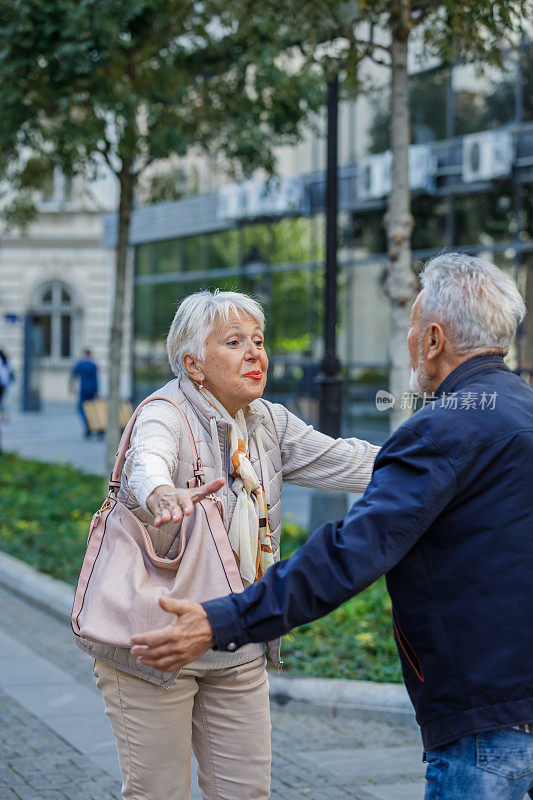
75, 375, 284, 685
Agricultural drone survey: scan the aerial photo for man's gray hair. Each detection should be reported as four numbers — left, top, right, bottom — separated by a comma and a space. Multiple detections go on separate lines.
419, 253, 526, 354
167, 290, 265, 377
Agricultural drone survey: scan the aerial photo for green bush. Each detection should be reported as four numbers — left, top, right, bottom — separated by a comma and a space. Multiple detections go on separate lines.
279, 520, 402, 682
0, 453, 105, 584
0, 453, 402, 682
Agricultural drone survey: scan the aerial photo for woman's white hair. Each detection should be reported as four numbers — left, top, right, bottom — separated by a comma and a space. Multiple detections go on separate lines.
418, 253, 526, 354
167, 290, 265, 377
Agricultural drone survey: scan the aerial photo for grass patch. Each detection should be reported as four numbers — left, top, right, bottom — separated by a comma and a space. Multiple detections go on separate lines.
279, 523, 402, 682
0, 453, 402, 682
0, 453, 104, 584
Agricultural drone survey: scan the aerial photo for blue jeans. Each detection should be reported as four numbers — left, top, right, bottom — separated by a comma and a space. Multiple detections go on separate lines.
424, 728, 533, 800
78, 393, 96, 432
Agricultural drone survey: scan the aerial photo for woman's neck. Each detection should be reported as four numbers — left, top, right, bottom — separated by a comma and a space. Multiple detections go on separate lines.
196, 382, 242, 419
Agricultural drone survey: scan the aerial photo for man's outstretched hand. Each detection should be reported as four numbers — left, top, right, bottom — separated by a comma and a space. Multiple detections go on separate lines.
131, 597, 216, 671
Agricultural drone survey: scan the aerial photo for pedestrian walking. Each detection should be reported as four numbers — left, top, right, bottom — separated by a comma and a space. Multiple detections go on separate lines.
70, 349, 99, 437
135, 254, 533, 800
0, 349, 14, 423
79, 289, 380, 800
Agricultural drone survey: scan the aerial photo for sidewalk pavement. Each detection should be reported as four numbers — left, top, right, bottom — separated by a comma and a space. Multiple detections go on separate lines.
0, 401, 107, 477
0, 552, 426, 800
1, 403, 430, 798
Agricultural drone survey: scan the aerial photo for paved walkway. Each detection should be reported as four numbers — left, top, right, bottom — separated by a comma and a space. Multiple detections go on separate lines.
0, 400, 430, 798
0, 586, 426, 800
0, 401, 108, 477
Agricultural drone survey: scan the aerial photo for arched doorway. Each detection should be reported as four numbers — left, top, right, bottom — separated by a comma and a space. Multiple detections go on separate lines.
24, 280, 82, 403
30, 280, 80, 362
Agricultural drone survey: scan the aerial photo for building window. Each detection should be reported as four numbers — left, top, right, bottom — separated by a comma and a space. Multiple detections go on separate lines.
30, 280, 78, 363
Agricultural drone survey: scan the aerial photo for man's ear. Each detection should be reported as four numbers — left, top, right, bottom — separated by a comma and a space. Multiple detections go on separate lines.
183, 354, 205, 385
426, 322, 445, 361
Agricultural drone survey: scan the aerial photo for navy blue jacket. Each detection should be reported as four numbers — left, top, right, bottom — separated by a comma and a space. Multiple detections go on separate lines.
72, 359, 98, 400
204, 355, 533, 749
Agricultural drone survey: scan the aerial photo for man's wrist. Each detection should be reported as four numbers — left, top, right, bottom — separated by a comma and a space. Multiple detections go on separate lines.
202, 596, 250, 652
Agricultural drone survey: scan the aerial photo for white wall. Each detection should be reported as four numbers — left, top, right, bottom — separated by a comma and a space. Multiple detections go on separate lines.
0, 209, 131, 404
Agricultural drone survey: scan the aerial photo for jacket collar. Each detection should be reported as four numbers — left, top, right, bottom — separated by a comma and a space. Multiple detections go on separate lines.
178, 374, 264, 438
435, 353, 508, 397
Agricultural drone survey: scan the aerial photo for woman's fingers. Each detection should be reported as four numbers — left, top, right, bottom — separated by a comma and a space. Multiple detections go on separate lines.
151, 488, 185, 527
148, 478, 225, 527
190, 477, 225, 504
153, 501, 182, 527
147, 485, 180, 527
174, 488, 194, 516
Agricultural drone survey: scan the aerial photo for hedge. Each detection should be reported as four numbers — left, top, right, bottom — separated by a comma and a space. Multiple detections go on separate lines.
0, 452, 401, 682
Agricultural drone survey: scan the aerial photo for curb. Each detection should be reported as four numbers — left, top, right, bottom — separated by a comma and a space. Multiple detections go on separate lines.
0, 550, 75, 622
0, 550, 413, 718
268, 674, 412, 715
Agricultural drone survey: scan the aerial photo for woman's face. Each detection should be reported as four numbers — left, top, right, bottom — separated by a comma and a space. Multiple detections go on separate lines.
199, 312, 268, 416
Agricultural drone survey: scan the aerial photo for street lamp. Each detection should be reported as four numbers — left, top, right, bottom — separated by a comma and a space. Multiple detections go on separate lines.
318, 75, 343, 439
309, 73, 348, 530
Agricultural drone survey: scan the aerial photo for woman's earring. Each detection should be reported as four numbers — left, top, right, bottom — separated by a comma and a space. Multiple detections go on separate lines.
199, 379, 204, 390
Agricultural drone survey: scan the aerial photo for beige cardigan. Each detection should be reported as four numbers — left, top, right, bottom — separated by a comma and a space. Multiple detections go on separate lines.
77, 375, 379, 685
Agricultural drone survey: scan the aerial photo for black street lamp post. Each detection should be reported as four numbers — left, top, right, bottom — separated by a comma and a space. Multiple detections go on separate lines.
309, 74, 347, 531
318, 75, 343, 439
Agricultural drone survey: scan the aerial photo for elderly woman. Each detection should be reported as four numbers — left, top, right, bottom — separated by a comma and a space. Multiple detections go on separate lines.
92, 290, 380, 800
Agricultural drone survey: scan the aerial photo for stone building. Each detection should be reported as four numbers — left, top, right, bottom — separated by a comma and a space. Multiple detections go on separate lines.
0, 166, 131, 406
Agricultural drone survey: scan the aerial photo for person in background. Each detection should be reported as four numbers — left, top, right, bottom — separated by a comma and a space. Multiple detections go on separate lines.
70, 349, 99, 437
0, 349, 14, 423
132, 254, 533, 800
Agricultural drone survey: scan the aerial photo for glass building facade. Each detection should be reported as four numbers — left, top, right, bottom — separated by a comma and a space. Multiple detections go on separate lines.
129, 43, 533, 435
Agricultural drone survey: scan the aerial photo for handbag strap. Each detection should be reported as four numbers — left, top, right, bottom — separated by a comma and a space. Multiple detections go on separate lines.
109, 395, 205, 492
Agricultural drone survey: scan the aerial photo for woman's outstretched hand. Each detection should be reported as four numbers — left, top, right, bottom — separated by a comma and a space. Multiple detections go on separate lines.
131, 597, 216, 671
146, 477, 225, 527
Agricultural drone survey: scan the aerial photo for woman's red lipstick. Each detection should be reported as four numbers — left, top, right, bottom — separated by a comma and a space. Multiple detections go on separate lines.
244, 371, 262, 379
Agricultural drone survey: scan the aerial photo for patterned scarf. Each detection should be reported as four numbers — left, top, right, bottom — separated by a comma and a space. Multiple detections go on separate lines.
200, 387, 274, 585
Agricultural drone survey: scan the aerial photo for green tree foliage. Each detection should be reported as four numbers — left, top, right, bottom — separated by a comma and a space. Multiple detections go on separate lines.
140, 165, 190, 204
232, 0, 529, 428
0, 1, 324, 178
0, 0, 324, 468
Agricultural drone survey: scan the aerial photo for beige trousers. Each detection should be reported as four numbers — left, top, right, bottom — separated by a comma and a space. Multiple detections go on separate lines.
93, 656, 271, 800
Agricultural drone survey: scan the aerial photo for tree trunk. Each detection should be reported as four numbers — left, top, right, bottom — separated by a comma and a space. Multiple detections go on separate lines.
105, 164, 134, 475
385, 0, 416, 432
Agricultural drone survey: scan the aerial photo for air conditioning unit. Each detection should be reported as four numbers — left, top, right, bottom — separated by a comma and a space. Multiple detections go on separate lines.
409, 144, 436, 193
462, 131, 514, 183
357, 152, 392, 201
263, 176, 304, 216
241, 178, 265, 218
217, 183, 243, 220
220, 176, 305, 220
357, 146, 435, 201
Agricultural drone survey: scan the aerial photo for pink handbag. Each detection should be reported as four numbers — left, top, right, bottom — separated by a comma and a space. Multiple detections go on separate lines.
71, 396, 244, 648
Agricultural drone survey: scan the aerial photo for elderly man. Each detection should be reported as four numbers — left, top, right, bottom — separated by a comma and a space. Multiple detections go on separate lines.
132, 253, 533, 800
